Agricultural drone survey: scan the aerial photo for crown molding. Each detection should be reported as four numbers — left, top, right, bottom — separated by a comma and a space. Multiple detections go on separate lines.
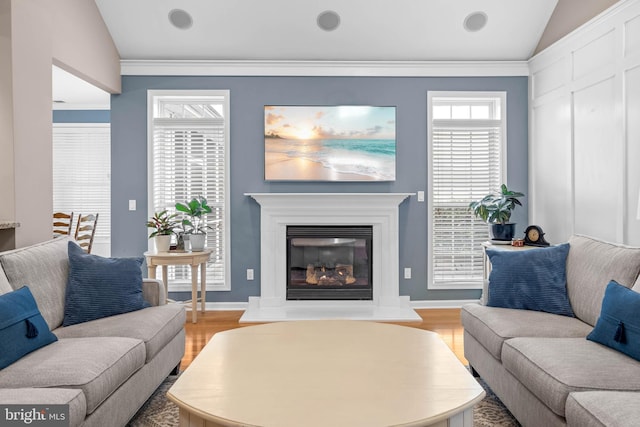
120, 59, 529, 77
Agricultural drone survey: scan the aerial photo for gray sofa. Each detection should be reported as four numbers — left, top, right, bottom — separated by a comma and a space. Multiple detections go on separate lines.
462, 235, 640, 427
0, 237, 185, 427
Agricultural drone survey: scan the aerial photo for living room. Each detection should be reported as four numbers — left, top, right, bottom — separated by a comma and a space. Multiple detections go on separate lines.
2, 0, 640, 426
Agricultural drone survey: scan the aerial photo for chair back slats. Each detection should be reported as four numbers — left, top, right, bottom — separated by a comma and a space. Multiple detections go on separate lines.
53, 212, 74, 238
74, 213, 98, 253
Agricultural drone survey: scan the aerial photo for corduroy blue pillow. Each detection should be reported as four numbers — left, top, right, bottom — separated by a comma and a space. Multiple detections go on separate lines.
63, 242, 150, 326
0, 286, 58, 369
486, 243, 574, 317
587, 281, 640, 361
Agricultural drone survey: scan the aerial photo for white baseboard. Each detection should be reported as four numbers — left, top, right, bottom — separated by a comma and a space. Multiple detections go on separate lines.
176, 299, 479, 311
410, 299, 480, 309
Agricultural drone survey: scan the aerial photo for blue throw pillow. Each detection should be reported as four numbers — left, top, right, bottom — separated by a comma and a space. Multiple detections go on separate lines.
63, 242, 150, 326
587, 281, 640, 361
486, 243, 574, 317
0, 286, 58, 369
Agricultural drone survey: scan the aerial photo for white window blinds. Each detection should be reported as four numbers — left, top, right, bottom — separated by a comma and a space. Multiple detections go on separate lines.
429, 94, 505, 289
52, 124, 111, 257
149, 92, 229, 290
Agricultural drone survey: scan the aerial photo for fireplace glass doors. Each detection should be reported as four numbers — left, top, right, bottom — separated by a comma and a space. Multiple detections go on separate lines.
287, 226, 373, 300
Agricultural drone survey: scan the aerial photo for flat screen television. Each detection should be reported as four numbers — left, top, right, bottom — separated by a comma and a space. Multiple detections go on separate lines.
264, 105, 396, 181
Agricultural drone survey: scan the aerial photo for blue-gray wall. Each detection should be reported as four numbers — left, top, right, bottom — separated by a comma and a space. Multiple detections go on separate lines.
110, 75, 528, 302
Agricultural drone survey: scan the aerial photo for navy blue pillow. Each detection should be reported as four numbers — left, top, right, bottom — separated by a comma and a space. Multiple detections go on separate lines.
63, 242, 150, 326
587, 281, 640, 361
486, 243, 574, 317
0, 286, 58, 369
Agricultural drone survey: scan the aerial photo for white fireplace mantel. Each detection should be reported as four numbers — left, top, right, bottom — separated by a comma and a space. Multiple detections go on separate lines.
240, 193, 420, 322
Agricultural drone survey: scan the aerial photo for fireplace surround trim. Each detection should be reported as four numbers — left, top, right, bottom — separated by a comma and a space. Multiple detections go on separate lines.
241, 193, 420, 322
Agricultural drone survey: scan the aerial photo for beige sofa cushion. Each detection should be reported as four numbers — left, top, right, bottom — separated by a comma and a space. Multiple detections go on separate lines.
0, 388, 87, 427
0, 268, 11, 294
0, 237, 70, 329
502, 337, 640, 417
0, 337, 145, 414
566, 235, 640, 326
461, 303, 592, 360
54, 304, 185, 362
566, 391, 640, 427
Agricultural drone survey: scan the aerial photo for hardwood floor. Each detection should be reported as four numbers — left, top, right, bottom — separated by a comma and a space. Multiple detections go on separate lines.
181, 308, 466, 370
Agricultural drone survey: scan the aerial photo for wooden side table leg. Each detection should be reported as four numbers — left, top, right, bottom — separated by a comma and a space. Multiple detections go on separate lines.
162, 265, 169, 303
147, 265, 156, 280
190, 264, 198, 323
200, 262, 206, 313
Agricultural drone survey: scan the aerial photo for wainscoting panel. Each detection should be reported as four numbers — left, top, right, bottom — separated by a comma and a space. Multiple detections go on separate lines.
529, 0, 640, 246
573, 77, 619, 242
625, 65, 640, 245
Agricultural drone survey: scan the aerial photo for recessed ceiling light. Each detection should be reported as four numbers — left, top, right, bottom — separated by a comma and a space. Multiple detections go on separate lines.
317, 10, 340, 32
464, 12, 488, 32
168, 9, 193, 30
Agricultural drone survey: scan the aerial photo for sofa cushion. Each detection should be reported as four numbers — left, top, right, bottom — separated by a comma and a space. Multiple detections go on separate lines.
0, 337, 145, 414
0, 388, 87, 427
461, 303, 592, 360
502, 337, 640, 417
0, 286, 58, 369
486, 243, 574, 317
54, 304, 185, 362
587, 281, 640, 361
0, 237, 70, 330
566, 391, 640, 427
63, 242, 150, 326
566, 235, 640, 326
0, 268, 12, 295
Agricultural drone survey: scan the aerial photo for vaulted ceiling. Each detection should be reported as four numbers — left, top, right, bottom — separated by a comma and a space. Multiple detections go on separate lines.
53, 0, 621, 108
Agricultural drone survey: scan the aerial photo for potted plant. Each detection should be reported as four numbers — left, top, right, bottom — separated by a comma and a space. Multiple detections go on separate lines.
468, 184, 525, 241
146, 210, 178, 252
176, 196, 212, 251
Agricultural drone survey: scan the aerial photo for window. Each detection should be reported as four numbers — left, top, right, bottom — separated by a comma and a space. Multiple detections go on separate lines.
428, 92, 506, 289
148, 90, 230, 292
53, 124, 111, 257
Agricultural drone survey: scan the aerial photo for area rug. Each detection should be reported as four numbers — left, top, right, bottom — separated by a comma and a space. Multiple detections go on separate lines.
128, 375, 520, 427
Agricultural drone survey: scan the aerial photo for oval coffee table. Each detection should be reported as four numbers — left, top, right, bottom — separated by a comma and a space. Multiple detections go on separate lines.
168, 320, 484, 427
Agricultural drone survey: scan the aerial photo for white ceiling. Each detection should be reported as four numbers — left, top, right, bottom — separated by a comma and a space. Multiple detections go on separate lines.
94, 0, 559, 61
55, 0, 564, 110
52, 66, 110, 110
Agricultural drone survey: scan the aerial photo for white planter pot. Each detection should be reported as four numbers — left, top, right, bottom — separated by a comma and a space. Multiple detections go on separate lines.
154, 235, 171, 253
190, 234, 206, 252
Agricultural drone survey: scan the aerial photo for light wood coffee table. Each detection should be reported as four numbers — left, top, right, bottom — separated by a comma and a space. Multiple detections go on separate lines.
168, 320, 484, 427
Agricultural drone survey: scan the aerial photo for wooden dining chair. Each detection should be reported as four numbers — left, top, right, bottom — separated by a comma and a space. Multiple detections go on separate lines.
53, 212, 74, 238
75, 213, 98, 253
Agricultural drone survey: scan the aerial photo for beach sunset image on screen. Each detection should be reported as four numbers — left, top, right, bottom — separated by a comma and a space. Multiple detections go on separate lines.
264, 105, 396, 181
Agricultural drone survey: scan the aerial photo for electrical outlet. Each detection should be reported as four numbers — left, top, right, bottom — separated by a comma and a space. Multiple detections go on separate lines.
404, 267, 411, 279
247, 269, 254, 280
417, 191, 425, 202
128, 199, 136, 211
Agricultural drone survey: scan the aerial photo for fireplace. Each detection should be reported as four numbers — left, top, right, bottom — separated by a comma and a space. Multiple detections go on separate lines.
287, 226, 373, 300
241, 193, 420, 322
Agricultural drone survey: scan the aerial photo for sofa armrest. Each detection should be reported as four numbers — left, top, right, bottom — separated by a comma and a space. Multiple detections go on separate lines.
142, 278, 166, 306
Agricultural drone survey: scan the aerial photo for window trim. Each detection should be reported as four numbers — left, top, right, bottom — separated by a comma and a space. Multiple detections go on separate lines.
427, 91, 507, 290
147, 89, 231, 292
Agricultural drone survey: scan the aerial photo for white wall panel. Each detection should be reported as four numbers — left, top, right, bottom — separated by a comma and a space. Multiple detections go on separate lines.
529, 0, 640, 246
626, 65, 640, 245
625, 15, 640, 58
573, 77, 619, 241
572, 30, 616, 81
532, 58, 568, 99
530, 98, 573, 244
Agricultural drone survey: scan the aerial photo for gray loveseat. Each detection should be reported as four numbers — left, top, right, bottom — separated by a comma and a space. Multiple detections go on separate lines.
462, 234, 640, 426
0, 237, 185, 427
